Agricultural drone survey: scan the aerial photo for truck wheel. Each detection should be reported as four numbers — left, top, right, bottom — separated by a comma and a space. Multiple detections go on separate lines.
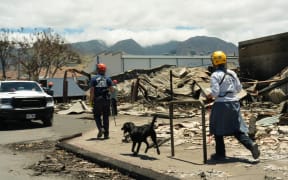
42, 114, 53, 127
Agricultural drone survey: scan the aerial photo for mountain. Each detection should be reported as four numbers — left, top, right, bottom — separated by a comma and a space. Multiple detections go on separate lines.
70, 36, 238, 56
144, 41, 180, 55
176, 36, 238, 55
108, 39, 145, 55
70, 40, 107, 55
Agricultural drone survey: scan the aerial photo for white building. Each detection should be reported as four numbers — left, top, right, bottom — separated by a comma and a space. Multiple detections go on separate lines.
84, 51, 239, 76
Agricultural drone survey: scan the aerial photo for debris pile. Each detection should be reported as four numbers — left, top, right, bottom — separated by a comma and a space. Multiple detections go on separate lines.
55, 65, 288, 163
115, 65, 288, 163
116, 66, 211, 117
7, 141, 133, 180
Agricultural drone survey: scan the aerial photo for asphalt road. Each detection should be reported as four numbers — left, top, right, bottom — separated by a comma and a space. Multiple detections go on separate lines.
0, 113, 96, 180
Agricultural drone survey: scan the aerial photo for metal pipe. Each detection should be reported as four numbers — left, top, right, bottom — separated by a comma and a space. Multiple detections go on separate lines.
169, 99, 207, 163
201, 102, 207, 163
169, 70, 175, 156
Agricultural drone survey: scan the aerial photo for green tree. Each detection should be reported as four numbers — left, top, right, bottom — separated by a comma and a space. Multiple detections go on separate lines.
16, 28, 81, 81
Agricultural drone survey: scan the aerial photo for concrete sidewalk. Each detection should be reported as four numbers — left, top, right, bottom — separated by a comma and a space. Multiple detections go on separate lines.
56, 115, 278, 180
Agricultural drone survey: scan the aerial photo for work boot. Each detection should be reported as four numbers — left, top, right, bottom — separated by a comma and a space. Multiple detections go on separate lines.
97, 129, 104, 138
97, 131, 102, 138
250, 143, 260, 159
104, 132, 109, 139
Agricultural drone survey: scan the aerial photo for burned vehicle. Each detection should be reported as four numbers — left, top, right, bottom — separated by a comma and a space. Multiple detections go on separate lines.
0, 81, 54, 126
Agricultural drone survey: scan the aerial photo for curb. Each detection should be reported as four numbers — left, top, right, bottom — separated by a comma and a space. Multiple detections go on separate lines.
57, 133, 82, 142
56, 141, 180, 180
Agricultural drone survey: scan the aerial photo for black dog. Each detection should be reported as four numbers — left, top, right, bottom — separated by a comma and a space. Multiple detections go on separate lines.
121, 115, 160, 155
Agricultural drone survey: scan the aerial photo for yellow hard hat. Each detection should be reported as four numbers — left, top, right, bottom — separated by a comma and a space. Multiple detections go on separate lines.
211, 51, 227, 66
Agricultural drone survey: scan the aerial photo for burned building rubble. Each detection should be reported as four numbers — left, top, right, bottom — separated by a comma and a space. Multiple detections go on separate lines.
56, 64, 288, 133
238, 32, 288, 81
115, 65, 287, 116
50, 64, 288, 179
113, 65, 288, 163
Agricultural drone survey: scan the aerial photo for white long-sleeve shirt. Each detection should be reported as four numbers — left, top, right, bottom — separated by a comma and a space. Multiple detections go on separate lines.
210, 69, 242, 102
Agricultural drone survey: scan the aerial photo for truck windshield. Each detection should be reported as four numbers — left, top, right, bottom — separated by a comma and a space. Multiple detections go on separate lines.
0, 82, 42, 92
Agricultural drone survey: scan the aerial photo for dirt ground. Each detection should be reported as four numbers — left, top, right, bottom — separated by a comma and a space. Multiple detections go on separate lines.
5, 112, 288, 180
6, 140, 134, 180
60, 114, 288, 180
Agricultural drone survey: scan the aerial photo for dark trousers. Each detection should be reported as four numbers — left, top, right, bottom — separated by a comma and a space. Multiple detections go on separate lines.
215, 132, 254, 156
93, 97, 110, 136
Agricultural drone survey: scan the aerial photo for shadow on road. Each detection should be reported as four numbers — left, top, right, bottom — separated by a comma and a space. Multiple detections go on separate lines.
121, 153, 159, 160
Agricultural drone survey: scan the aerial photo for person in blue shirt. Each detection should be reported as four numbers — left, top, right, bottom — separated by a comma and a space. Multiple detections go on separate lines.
90, 63, 113, 139
207, 51, 260, 161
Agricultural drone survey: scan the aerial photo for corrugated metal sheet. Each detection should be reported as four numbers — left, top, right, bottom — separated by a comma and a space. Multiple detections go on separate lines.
45, 78, 86, 98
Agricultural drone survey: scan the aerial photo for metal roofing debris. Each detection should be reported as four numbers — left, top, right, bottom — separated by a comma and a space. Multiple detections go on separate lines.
57, 100, 90, 115
46, 78, 86, 98
256, 114, 281, 126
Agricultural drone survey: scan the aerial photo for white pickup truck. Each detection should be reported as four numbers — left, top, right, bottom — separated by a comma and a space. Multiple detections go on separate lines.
0, 80, 54, 127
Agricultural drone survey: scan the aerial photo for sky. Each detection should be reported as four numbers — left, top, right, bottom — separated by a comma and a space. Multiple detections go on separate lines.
1, 0, 288, 47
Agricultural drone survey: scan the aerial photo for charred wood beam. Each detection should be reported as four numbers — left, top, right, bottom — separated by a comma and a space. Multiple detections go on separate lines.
258, 76, 288, 95
138, 75, 158, 89
131, 78, 140, 103
138, 82, 149, 101
191, 80, 208, 98
176, 76, 191, 88
242, 78, 282, 85
130, 81, 135, 102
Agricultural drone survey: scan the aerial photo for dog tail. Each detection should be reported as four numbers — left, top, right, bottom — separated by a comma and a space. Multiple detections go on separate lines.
150, 115, 158, 129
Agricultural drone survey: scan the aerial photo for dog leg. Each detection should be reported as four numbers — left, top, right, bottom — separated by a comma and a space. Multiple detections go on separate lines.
136, 142, 142, 155
151, 132, 160, 155
132, 142, 136, 154
144, 140, 150, 153
154, 143, 160, 155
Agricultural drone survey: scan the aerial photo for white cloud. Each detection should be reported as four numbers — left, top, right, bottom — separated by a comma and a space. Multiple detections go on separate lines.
1, 0, 288, 46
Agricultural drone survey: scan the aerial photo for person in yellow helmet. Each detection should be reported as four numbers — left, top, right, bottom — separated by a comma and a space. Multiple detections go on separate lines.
207, 51, 260, 161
